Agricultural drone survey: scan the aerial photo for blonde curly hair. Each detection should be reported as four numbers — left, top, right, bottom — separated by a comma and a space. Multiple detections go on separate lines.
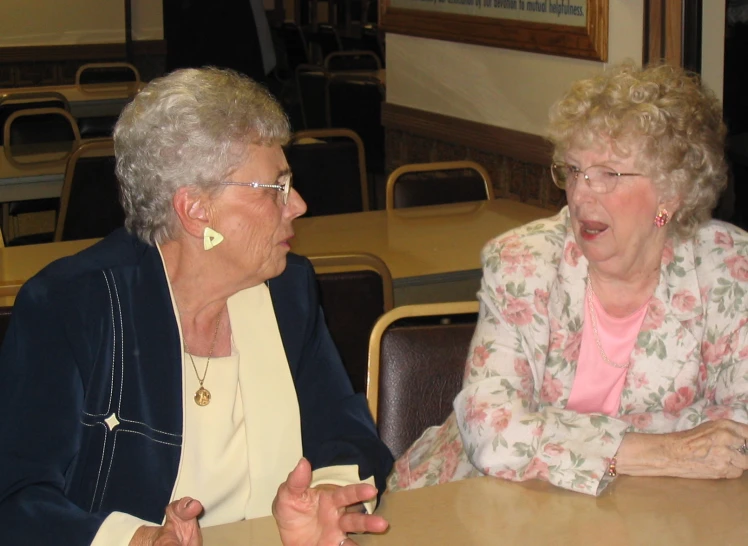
547, 61, 727, 239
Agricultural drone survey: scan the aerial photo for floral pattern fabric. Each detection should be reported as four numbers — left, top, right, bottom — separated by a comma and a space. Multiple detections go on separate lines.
388, 207, 748, 496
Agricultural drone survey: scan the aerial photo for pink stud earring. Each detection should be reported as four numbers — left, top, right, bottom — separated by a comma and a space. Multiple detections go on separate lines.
654, 209, 669, 228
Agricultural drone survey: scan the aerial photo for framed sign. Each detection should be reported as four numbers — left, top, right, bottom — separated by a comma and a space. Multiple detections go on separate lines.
381, 0, 608, 61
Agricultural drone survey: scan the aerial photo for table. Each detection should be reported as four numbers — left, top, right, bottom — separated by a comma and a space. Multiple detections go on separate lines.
1, 82, 141, 118
290, 199, 551, 304
0, 200, 552, 305
202, 473, 748, 545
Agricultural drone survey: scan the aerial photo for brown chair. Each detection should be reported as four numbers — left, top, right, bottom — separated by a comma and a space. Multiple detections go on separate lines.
310, 252, 393, 394
3, 107, 81, 245
367, 301, 478, 459
0, 306, 13, 348
75, 62, 141, 88
385, 160, 495, 211
0, 91, 70, 147
287, 128, 369, 215
54, 138, 125, 242
295, 64, 330, 130
324, 50, 382, 72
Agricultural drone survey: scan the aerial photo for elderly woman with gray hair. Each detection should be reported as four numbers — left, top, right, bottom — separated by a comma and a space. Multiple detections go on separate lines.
0, 67, 392, 546
389, 62, 748, 495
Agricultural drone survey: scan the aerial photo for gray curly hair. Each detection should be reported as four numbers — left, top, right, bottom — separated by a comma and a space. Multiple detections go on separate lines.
547, 61, 728, 239
114, 67, 290, 245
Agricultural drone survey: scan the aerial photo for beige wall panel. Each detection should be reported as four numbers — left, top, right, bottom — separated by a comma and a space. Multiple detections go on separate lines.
701, 1, 725, 101
0, 0, 163, 46
386, 0, 644, 137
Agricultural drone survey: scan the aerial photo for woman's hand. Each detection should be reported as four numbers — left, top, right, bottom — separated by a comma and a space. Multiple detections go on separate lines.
129, 497, 204, 546
617, 419, 748, 479
272, 458, 389, 546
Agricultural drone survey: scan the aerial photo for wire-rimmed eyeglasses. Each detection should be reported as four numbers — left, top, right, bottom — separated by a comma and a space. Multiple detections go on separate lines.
220, 175, 292, 205
550, 163, 642, 194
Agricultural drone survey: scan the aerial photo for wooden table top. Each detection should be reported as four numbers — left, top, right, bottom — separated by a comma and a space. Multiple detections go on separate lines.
202, 473, 748, 545
1, 82, 141, 105
290, 199, 552, 282
0, 199, 553, 303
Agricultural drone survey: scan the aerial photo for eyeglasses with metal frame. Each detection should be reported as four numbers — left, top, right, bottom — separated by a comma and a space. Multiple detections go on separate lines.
550, 163, 642, 194
220, 174, 292, 205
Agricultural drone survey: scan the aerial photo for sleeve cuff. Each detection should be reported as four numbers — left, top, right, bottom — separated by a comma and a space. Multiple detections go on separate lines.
311, 465, 377, 514
90, 511, 155, 546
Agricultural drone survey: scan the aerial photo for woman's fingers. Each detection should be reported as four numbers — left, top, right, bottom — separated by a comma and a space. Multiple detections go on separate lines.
330, 483, 378, 509
339, 512, 389, 535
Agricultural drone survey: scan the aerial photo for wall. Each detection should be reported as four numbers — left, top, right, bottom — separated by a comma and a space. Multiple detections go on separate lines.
701, 1, 725, 101
0, 0, 163, 47
385, 1, 645, 137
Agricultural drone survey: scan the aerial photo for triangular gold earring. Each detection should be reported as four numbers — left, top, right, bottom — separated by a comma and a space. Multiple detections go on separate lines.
203, 227, 224, 250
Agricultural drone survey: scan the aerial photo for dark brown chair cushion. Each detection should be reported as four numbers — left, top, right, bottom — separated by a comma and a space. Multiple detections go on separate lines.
316, 270, 386, 394
377, 318, 477, 459
393, 169, 489, 209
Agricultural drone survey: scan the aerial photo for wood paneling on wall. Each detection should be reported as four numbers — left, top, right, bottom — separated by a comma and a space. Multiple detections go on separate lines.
382, 103, 564, 211
0, 40, 166, 87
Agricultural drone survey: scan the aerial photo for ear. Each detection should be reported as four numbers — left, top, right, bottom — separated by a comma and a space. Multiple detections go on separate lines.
173, 186, 211, 239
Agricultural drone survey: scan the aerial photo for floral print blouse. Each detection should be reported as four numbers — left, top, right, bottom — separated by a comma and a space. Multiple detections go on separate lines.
387, 207, 748, 496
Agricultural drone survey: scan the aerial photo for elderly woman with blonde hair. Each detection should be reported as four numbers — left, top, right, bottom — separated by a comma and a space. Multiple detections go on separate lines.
0, 67, 392, 545
389, 62, 748, 495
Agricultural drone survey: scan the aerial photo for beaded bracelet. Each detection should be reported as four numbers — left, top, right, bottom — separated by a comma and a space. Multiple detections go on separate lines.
607, 457, 617, 478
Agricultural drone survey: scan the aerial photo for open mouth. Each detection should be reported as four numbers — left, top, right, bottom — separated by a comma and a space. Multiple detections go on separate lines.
579, 220, 608, 239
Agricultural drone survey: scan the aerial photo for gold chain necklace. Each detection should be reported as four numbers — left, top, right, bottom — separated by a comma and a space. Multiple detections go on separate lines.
184, 314, 222, 406
586, 280, 631, 369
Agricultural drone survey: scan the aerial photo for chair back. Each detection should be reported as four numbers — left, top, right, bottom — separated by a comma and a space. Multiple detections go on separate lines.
295, 64, 329, 130
385, 160, 495, 210
0, 306, 13, 348
0, 92, 70, 146
3, 107, 81, 165
310, 253, 393, 394
287, 128, 369, 215
361, 24, 385, 65
55, 139, 125, 241
75, 62, 141, 87
280, 22, 311, 71
367, 301, 478, 459
327, 74, 385, 175
325, 50, 381, 72
313, 23, 343, 60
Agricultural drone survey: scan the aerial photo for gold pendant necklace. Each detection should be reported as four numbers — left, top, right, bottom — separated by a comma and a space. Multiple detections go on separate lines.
184, 314, 222, 406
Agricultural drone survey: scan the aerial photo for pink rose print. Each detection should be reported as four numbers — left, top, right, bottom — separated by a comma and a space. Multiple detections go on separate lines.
514, 358, 534, 401
463, 395, 489, 426
641, 298, 666, 331
661, 241, 675, 265
621, 413, 653, 429
564, 241, 583, 267
628, 371, 649, 389
490, 407, 512, 433
663, 386, 695, 416
714, 231, 734, 249
540, 371, 564, 404
543, 443, 565, 457
562, 329, 582, 361
704, 405, 734, 421
471, 345, 491, 368
702, 335, 732, 367
672, 290, 697, 313
523, 458, 550, 480
492, 468, 518, 481
500, 238, 536, 277
725, 255, 748, 282
437, 439, 463, 482
534, 288, 550, 316
502, 296, 534, 326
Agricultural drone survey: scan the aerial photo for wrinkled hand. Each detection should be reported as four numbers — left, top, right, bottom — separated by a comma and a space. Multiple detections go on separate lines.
666, 419, 748, 479
130, 497, 204, 546
272, 458, 388, 546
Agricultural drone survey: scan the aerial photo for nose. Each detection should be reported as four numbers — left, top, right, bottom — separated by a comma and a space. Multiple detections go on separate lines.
286, 188, 307, 218
567, 173, 595, 205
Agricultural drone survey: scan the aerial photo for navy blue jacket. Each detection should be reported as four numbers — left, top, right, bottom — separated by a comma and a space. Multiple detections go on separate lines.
0, 229, 393, 545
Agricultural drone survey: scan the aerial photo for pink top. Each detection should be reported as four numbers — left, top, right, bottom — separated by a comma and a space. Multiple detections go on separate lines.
566, 285, 648, 417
